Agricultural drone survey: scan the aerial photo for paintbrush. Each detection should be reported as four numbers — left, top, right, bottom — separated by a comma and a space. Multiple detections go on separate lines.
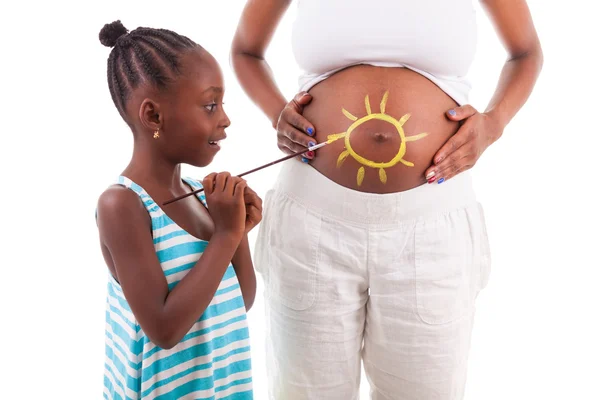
163, 141, 331, 206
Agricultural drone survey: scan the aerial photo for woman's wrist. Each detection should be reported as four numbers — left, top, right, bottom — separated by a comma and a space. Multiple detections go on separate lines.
483, 108, 509, 141
270, 101, 287, 129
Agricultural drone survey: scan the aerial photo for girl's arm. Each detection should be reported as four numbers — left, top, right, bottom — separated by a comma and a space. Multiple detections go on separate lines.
230, 185, 263, 311
231, 235, 257, 311
97, 175, 247, 350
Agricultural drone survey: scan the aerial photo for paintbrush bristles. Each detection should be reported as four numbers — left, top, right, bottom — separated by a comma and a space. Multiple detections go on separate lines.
307, 141, 329, 151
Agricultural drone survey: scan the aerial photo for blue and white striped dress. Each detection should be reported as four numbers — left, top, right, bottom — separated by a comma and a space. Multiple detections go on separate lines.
103, 176, 253, 400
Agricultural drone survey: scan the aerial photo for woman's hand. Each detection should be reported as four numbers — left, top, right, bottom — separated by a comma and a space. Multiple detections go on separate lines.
276, 92, 317, 163
425, 105, 504, 184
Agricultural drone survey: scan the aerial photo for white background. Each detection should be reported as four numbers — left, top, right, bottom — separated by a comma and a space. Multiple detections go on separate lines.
2, 1, 599, 398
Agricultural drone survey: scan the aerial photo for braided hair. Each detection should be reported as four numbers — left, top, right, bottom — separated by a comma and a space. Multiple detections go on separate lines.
99, 20, 199, 119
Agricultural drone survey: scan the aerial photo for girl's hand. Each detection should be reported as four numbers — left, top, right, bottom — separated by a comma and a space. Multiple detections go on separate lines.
425, 105, 504, 184
202, 172, 247, 240
243, 186, 263, 233
276, 91, 317, 163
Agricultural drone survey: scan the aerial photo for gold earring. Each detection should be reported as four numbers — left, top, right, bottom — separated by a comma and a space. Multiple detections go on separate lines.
153, 130, 160, 139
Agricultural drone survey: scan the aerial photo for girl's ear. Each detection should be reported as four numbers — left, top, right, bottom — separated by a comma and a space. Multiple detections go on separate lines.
138, 98, 162, 132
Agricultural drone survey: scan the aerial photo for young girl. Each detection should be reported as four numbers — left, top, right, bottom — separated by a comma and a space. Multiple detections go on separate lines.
96, 20, 261, 399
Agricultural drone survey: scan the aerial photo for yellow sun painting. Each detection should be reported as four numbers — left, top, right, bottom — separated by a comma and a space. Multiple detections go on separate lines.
326, 91, 428, 186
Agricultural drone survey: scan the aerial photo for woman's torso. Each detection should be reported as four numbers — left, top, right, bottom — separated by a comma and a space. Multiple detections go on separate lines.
304, 67, 460, 193
291, 0, 478, 193
103, 176, 253, 399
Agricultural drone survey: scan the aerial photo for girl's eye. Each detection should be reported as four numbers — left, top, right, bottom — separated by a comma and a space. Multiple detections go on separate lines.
204, 103, 217, 112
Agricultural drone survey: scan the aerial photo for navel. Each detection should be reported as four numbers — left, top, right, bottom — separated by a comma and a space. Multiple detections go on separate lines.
371, 132, 391, 143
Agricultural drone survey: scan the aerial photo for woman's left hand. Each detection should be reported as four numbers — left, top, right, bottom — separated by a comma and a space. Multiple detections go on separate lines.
425, 105, 504, 184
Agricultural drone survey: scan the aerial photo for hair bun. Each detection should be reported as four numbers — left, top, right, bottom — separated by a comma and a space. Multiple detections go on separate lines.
99, 20, 129, 48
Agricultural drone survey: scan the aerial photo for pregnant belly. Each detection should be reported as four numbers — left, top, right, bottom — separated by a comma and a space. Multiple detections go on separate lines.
304, 65, 460, 193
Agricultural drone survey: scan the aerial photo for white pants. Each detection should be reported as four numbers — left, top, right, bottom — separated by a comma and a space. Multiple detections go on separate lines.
254, 160, 491, 400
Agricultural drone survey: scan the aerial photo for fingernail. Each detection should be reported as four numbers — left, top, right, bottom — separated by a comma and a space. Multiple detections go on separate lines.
307, 127, 314, 136
437, 178, 445, 184
308, 141, 316, 148
306, 151, 315, 158
301, 157, 309, 163
434, 156, 443, 164
448, 109, 456, 116
427, 177, 436, 184
426, 171, 435, 179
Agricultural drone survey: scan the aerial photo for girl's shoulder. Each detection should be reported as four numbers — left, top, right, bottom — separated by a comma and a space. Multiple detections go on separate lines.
182, 177, 208, 208
95, 184, 148, 226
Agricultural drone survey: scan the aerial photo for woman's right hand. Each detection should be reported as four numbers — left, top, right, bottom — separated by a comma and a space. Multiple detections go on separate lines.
276, 92, 317, 162
202, 172, 247, 240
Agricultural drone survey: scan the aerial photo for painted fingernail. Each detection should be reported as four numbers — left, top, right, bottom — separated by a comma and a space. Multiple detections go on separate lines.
426, 171, 435, 179
448, 109, 456, 116
308, 141, 316, 148
301, 157, 309, 163
306, 151, 315, 158
307, 127, 314, 136
437, 177, 445, 184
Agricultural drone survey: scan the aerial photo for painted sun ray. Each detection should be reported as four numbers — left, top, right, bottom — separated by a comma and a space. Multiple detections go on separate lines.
400, 159, 414, 167
379, 168, 387, 184
398, 113, 411, 126
327, 132, 347, 142
380, 91, 389, 113
404, 132, 428, 142
365, 95, 372, 115
337, 150, 350, 168
342, 108, 358, 121
357, 166, 365, 186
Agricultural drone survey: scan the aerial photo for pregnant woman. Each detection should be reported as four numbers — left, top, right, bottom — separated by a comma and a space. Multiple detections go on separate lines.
231, 0, 542, 399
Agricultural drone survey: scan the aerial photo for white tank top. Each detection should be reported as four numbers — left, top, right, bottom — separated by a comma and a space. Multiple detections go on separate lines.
291, 0, 478, 105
